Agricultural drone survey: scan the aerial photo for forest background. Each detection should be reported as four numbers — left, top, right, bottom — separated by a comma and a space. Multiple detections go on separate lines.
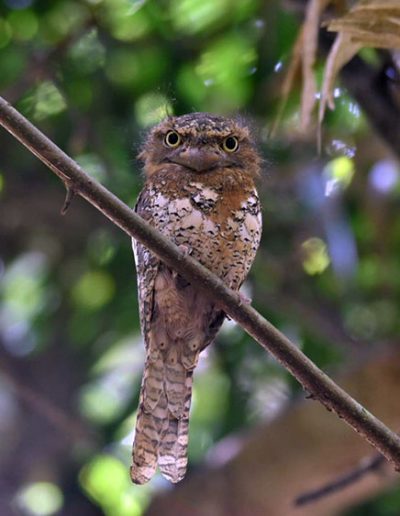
1, 0, 400, 515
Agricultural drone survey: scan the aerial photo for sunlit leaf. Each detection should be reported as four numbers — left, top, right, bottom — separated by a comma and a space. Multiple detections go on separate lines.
170, 0, 229, 34
193, 33, 256, 110
16, 482, 63, 516
100, 0, 149, 41
80, 455, 151, 516
301, 237, 330, 275
68, 28, 106, 73
1, 252, 48, 323
135, 92, 173, 127
7, 9, 38, 41
72, 270, 116, 310
25, 81, 67, 121
323, 155, 355, 196
196, 34, 256, 86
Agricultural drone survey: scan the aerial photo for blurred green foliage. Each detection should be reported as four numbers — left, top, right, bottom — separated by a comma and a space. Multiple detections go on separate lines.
1, 0, 400, 515
16, 481, 64, 516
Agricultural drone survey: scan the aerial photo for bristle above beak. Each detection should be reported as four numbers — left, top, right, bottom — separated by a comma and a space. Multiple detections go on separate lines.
170, 147, 221, 172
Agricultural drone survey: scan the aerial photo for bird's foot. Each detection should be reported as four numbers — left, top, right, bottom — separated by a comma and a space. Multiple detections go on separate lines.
177, 244, 192, 257
237, 291, 252, 306
173, 245, 192, 279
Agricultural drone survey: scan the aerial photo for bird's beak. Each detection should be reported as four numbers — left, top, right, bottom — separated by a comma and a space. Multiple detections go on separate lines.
171, 147, 221, 172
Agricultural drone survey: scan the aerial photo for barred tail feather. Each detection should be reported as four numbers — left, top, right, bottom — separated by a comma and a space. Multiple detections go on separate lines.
130, 409, 158, 484
158, 372, 193, 483
130, 361, 168, 485
131, 352, 195, 484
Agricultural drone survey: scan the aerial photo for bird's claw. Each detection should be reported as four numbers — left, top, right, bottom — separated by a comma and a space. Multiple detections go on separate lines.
237, 292, 252, 306
178, 244, 192, 257
173, 245, 192, 278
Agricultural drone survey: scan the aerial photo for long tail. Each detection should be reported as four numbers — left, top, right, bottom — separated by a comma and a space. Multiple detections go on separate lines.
130, 345, 195, 484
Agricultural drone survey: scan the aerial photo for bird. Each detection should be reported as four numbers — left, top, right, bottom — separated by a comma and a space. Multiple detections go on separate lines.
131, 112, 262, 484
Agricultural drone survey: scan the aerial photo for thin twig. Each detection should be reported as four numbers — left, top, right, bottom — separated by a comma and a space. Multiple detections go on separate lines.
1, 95, 400, 470
61, 184, 76, 215
294, 453, 386, 506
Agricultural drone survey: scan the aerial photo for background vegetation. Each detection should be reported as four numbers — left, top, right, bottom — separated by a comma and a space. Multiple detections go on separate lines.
1, 0, 400, 514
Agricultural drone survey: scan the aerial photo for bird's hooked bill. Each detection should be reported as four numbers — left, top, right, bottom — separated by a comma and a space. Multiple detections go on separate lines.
172, 147, 221, 172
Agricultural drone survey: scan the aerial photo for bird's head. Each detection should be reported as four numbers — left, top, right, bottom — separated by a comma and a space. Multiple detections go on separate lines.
139, 113, 261, 178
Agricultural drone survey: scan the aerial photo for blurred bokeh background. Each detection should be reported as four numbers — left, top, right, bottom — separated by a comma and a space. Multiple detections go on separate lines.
1, 0, 400, 515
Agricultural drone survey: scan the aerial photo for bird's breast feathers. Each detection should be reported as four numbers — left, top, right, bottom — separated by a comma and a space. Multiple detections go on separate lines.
134, 174, 261, 289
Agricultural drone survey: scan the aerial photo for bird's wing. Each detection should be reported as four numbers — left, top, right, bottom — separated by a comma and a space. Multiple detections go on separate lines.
132, 188, 161, 348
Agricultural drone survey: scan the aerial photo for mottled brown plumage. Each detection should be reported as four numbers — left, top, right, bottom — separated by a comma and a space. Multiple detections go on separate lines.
131, 113, 262, 484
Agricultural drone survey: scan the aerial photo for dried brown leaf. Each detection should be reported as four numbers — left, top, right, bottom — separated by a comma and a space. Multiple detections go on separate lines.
319, 0, 400, 133
318, 32, 361, 148
300, 0, 331, 130
350, 33, 400, 48
351, 0, 400, 11
327, 0, 400, 48
270, 28, 304, 137
274, 0, 336, 135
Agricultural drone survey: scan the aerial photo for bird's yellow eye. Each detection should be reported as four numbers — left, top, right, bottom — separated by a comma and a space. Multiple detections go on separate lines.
164, 131, 181, 148
222, 136, 239, 152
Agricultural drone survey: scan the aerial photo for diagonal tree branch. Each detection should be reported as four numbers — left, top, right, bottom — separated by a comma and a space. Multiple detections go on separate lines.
1, 95, 400, 471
